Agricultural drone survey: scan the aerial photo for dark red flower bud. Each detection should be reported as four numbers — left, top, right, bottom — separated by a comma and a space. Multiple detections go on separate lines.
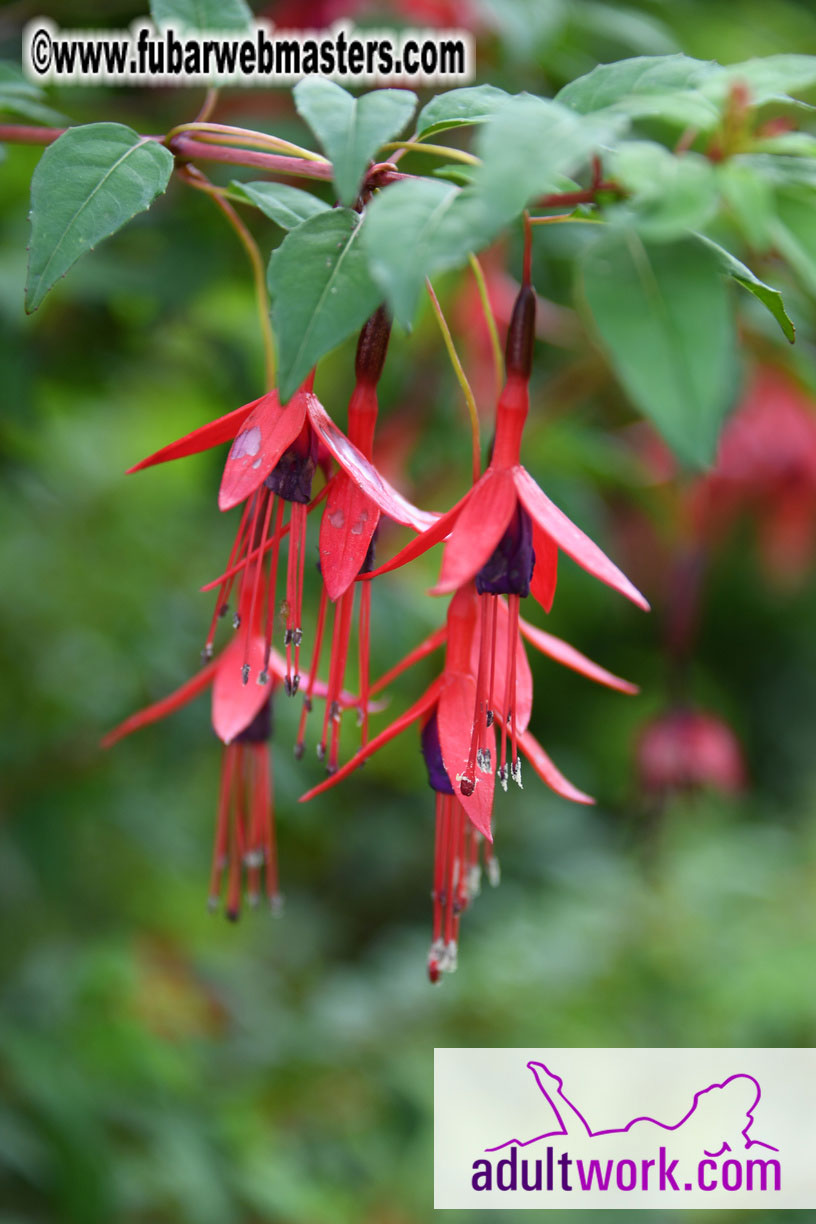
504, 284, 536, 380
355, 305, 392, 386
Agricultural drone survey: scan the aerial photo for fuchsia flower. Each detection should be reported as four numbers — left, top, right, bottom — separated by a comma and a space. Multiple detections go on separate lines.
102, 567, 360, 917
129, 365, 435, 705
697, 366, 816, 584
637, 707, 746, 797
362, 280, 648, 798
102, 569, 285, 917
296, 308, 399, 769
301, 582, 637, 978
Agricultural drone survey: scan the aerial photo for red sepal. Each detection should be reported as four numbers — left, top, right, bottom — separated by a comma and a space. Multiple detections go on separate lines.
514, 466, 650, 611
319, 474, 381, 601
432, 469, 519, 595
218, 390, 309, 511
127, 400, 260, 474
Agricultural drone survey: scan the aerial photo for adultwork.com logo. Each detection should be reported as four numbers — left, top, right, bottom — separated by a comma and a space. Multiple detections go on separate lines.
472, 1061, 781, 1197
433, 1048, 809, 1210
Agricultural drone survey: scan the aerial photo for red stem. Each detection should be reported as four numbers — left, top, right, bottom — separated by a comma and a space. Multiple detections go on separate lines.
0, 124, 414, 184
0, 124, 613, 201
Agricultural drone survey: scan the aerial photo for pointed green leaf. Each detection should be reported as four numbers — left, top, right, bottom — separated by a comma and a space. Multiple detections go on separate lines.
268, 209, 381, 401
26, 123, 173, 313
702, 54, 816, 105
0, 63, 66, 125
716, 161, 775, 249
557, 53, 720, 129
473, 95, 625, 225
294, 79, 417, 206
363, 178, 493, 328
695, 234, 794, 343
150, 0, 252, 30
230, 181, 330, 229
771, 187, 816, 299
608, 141, 718, 240
579, 230, 738, 467
415, 85, 511, 138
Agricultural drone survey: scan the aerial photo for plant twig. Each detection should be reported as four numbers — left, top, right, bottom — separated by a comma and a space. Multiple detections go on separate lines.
167, 121, 329, 163
380, 140, 480, 166
468, 253, 503, 399
179, 164, 277, 389
426, 277, 481, 485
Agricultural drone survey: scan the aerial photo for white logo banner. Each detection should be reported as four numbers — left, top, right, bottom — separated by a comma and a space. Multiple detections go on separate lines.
434, 1048, 816, 1209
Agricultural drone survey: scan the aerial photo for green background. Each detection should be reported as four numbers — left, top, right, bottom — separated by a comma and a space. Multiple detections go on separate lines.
2, 1, 816, 1220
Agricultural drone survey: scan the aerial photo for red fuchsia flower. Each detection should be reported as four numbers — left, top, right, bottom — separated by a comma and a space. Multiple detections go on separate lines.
129, 369, 435, 709
102, 568, 360, 918
296, 308, 396, 770
362, 278, 648, 797
694, 366, 816, 585
301, 583, 637, 979
636, 707, 746, 797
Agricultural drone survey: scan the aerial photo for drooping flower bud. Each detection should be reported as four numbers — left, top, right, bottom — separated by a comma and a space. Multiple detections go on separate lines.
504, 283, 536, 381
355, 304, 392, 386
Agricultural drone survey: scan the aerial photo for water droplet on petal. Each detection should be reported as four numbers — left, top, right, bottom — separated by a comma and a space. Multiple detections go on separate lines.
230, 425, 262, 460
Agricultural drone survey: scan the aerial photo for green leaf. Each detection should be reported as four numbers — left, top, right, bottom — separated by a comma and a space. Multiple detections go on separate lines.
364, 97, 620, 328
473, 95, 624, 226
771, 187, 816, 299
267, 209, 381, 401
363, 179, 492, 328
750, 132, 816, 158
570, 2, 678, 57
716, 161, 775, 249
415, 85, 511, 138
734, 151, 816, 189
230, 181, 330, 229
579, 230, 737, 467
702, 54, 816, 105
294, 80, 416, 206
695, 233, 795, 343
0, 62, 66, 126
150, 0, 252, 30
431, 164, 478, 185
607, 141, 718, 240
557, 54, 719, 127
476, 0, 566, 58
26, 123, 173, 313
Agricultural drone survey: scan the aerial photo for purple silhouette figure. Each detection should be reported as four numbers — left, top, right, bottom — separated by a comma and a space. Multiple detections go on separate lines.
487, 1061, 779, 1156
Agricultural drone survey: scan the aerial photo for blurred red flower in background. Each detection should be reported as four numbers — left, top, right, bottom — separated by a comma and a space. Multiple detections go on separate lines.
637, 707, 746, 797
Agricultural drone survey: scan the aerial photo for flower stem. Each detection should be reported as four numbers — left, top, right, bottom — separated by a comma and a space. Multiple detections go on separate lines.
167, 121, 329, 162
468, 253, 503, 399
380, 140, 480, 165
180, 165, 276, 389
193, 88, 220, 123
426, 277, 481, 485
522, 209, 532, 285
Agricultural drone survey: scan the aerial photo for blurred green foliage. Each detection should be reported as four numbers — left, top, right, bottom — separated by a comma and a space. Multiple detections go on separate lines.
2, 2, 816, 1222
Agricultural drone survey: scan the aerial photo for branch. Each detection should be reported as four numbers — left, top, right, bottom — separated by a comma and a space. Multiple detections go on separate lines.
0, 125, 617, 200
